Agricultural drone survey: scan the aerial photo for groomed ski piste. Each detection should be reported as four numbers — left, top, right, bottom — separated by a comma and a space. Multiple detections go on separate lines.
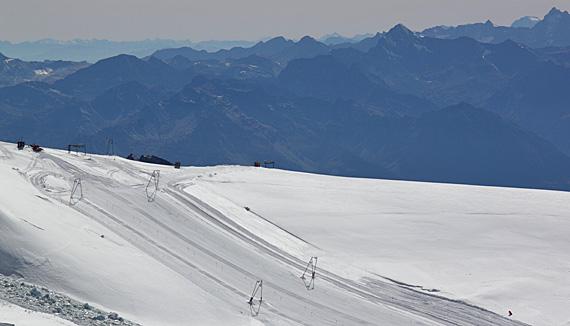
0, 141, 569, 326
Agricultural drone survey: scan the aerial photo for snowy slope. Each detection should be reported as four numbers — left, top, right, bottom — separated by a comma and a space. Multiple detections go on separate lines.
198, 169, 570, 326
0, 141, 566, 325
0, 299, 78, 326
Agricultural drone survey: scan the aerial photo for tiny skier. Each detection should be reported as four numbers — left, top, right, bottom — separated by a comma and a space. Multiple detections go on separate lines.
508, 311, 512, 316
248, 297, 254, 305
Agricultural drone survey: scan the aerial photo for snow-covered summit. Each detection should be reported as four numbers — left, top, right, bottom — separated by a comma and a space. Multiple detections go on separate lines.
511, 16, 541, 28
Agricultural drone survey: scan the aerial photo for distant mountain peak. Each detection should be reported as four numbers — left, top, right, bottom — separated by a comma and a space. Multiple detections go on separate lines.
321, 32, 345, 39
256, 36, 289, 47
511, 16, 541, 28
391, 23, 413, 33
103, 53, 139, 62
299, 35, 318, 43
251, 36, 288, 49
546, 7, 564, 16
420, 7, 570, 48
268, 36, 287, 42
319, 33, 353, 45
544, 7, 570, 21
386, 24, 415, 40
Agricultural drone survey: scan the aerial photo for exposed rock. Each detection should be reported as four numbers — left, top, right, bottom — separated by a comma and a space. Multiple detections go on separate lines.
138, 155, 173, 166
126, 153, 138, 161
0, 275, 140, 326
30, 287, 42, 297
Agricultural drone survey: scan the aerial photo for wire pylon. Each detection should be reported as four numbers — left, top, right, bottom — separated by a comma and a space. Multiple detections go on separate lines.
301, 257, 318, 290
70, 178, 83, 205
106, 139, 114, 156
146, 170, 160, 202
247, 280, 263, 316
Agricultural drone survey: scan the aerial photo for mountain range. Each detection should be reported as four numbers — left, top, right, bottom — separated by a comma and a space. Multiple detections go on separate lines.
422, 7, 570, 48
2, 8, 570, 191
0, 38, 266, 63
3, 8, 570, 64
0, 53, 89, 87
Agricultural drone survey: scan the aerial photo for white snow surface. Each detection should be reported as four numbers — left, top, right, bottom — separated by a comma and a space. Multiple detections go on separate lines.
0, 141, 568, 325
0, 300, 78, 326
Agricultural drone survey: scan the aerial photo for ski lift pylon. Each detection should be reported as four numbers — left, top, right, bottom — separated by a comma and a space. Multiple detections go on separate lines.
301, 257, 318, 290
70, 178, 83, 205
248, 280, 263, 305
247, 280, 263, 316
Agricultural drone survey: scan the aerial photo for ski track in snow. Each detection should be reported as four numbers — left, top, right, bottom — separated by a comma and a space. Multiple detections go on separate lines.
0, 143, 535, 325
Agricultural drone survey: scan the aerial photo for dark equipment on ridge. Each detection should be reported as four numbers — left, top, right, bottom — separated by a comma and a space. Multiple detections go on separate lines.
264, 160, 274, 168
68, 144, 86, 155
31, 143, 43, 152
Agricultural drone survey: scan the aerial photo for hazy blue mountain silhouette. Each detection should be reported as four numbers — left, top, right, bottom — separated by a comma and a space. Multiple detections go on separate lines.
348, 24, 511, 106
330, 32, 385, 52
150, 33, 385, 65
482, 61, 570, 154
94, 77, 348, 172
0, 82, 89, 144
511, 16, 541, 28
278, 55, 377, 99
317, 23, 570, 157
3, 18, 570, 191
150, 36, 297, 62
272, 36, 330, 62
0, 52, 88, 87
149, 47, 210, 62
87, 80, 570, 190
53, 55, 196, 100
422, 8, 570, 48
0, 38, 260, 63
320, 33, 354, 45
278, 54, 435, 116
535, 46, 570, 67
395, 103, 570, 189
215, 55, 282, 80
89, 81, 167, 121
159, 54, 282, 80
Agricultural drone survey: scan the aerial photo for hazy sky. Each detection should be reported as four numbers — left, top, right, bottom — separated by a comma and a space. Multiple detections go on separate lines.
1, 1, 569, 42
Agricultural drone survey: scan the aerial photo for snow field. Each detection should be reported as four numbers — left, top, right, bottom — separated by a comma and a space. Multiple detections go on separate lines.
0, 299, 77, 326
196, 167, 570, 326
0, 141, 555, 325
